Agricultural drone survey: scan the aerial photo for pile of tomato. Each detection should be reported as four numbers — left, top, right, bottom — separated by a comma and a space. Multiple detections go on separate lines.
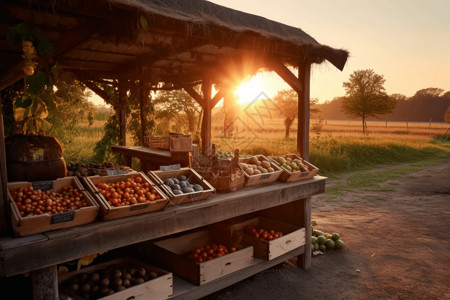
10, 185, 88, 217
95, 176, 162, 207
246, 225, 284, 241
187, 243, 237, 263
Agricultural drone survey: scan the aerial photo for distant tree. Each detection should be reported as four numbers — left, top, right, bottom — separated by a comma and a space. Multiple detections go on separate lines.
413, 88, 444, 98
445, 106, 450, 124
274, 89, 297, 139
342, 69, 396, 134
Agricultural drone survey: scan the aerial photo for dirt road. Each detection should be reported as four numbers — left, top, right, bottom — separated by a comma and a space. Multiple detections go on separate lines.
204, 156, 450, 300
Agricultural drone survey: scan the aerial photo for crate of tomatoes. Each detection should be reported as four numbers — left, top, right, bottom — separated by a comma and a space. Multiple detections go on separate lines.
84, 172, 168, 220
148, 229, 253, 285
229, 217, 306, 260
7, 177, 99, 236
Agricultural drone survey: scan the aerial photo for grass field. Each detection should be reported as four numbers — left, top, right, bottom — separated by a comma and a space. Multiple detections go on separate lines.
62, 112, 450, 177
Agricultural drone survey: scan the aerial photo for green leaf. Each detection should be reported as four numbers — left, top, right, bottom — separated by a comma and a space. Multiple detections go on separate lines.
140, 15, 148, 30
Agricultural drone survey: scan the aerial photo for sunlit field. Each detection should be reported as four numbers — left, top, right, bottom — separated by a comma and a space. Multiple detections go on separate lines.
62, 112, 449, 176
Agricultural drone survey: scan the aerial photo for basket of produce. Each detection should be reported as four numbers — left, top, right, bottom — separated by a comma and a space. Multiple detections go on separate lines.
148, 167, 215, 206
238, 155, 282, 187
7, 177, 99, 236
84, 172, 168, 220
192, 147, 245, 193
269, 154, 319, 182
58, 257, 173, 300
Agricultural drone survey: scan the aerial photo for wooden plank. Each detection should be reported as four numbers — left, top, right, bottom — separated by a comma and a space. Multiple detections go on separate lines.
201, 80, 212, 155
171, 247, 304, 300
268, 58, 302, 94
118, 83, 127, 146
183, 85, 205, 108
298, 197, 312, 269
139, 79, 148, 144
297, 62, 311, 160
0, 178, 325, 276
31, 265, 58, 300
0, 111, 8, 235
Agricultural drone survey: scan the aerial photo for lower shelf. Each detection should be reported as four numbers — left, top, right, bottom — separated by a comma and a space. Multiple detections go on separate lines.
171, 246, 305, 300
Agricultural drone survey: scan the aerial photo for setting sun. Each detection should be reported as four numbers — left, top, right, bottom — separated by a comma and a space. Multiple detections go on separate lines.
234, 76, 265, 105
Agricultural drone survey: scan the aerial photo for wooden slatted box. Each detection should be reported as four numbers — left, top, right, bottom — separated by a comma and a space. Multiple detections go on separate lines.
58, 257, 173, 300
84, 172, 168, 220
7, 177, 99, 236
239, 155, 283, 187
148, 229, 253, 285
229, 217, 306, 260
148, 167, 215, 206
270, 154, 319, 182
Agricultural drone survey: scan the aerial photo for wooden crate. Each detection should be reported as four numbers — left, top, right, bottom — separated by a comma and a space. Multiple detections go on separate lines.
58, 257, 173, 300
149, 229, 253, 285
230, 217, 305, 260
7, 177, 99, 237
148, 168, 215, 206
239, 155, 282, 187
270, 154, 319, 182
84, 172, 168, 220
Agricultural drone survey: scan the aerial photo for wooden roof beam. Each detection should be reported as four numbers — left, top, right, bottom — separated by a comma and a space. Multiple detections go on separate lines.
267, 58, 302, 94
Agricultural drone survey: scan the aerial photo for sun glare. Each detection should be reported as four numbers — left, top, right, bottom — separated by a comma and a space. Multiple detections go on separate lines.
234, 76, 265, 105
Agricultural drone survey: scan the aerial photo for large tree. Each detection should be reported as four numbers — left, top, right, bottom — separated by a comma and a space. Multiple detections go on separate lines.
342, 69, 396, 134
273, 89, 297, 139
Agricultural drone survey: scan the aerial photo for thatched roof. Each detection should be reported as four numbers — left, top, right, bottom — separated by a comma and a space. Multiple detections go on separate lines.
0, 0, 348, 90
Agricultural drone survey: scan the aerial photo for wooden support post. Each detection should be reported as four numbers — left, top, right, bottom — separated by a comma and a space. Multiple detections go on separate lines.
118, 83, 127, 146
201, 80, 212, 155
139, 79, 148, 145
298, 196, 312, 269
0, 108, 9, 234
31, 266, 58, 300
297, 62, 311, 160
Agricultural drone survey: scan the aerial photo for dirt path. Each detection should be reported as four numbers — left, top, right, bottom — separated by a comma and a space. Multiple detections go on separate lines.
204, 156, 450, 300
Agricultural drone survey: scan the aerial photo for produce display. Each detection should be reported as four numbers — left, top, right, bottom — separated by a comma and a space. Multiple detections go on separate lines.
270, 155, 308, 172
216, 150, 233, 159
239, 156, 275, 175
163, 175, 204, 195
312, 229, 345, 253
246, 225, 284, 241
95, 177, 162, 207
61, 262, 159, 299
187, 243, 237, 263
10, 185, 89, 217
67, 162, 133, 177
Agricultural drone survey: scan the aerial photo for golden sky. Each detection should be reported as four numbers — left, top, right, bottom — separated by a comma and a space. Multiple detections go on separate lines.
209, 0, 450, 103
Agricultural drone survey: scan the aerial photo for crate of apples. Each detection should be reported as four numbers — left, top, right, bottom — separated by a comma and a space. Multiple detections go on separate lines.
84, 172, 169, 220
7, 177, 99, 236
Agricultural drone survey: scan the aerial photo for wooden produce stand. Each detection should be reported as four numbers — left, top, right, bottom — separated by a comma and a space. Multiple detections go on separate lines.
0, 177, 325, 299
0, 1, 348, 299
